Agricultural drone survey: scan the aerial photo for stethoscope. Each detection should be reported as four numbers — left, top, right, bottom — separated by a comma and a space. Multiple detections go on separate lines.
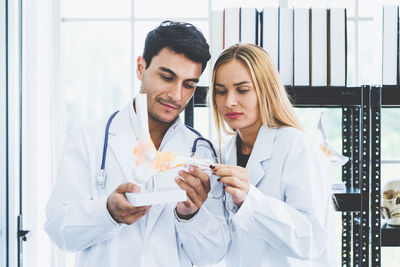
96, 111, 218, 190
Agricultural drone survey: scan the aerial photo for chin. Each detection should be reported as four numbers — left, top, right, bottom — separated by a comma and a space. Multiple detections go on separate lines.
152, 112, 180, 124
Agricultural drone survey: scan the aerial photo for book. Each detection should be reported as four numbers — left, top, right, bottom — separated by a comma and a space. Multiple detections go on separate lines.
279, 7, 294, 86
294, 8, 310, 86
240, 8, 258, 45
329, 8, 347, 86
211, 10, 224, 67
311, 8, 328, 86
261, 7, 279, 67
224, 8, 240, 48
382, 5, 398, 85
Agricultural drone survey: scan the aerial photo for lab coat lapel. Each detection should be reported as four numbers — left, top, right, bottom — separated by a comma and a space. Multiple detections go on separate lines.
245, 126, 277, 186
143, 204, 165, 240
107, 104, 147, 236
223, 135, 238, 166
143, 122, 182, 240
108, 105, 138, 183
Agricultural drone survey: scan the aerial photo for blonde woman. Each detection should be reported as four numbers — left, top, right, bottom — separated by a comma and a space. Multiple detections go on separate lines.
210, 44, 337, 266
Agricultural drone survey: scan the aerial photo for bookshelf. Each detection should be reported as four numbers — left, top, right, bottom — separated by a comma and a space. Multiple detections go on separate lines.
186, 85, 370, 266
372, 86, 400, 255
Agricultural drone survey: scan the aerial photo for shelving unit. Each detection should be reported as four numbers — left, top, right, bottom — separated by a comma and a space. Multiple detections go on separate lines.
381, 224, 400, 247
186, 85, 400, 266
185, 85, 370, 266
286, 85, 370, 267
372, 86, 400, 263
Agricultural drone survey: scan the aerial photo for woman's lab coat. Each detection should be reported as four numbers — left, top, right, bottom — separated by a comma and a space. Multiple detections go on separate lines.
222, 125, 338, 267
44, 103, 229, 267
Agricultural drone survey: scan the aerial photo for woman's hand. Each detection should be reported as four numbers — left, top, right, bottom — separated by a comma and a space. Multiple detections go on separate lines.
212, 164, 250, 207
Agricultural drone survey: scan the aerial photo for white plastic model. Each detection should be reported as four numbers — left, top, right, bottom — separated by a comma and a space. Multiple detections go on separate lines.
318, 112, 349, 167
128, 93, 212, 206
126, 190, 187, 207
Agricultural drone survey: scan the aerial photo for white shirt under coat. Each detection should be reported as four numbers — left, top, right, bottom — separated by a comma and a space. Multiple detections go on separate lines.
222, 125, 338, 267
44, 102, 229, 267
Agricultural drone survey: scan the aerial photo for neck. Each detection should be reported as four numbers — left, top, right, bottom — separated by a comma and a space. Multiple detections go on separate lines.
237, 119, 262, 155
148, 116, 171, 150
133, 100, 171, 150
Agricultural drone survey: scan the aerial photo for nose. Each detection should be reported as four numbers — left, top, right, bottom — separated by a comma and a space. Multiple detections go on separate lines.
225, 91, 237, 107
167, 82, 182, 102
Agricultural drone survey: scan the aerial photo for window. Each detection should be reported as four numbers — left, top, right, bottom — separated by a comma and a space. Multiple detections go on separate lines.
42, 1, 400, 266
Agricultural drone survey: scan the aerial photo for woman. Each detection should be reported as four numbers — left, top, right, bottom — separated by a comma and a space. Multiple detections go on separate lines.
210, 44, 337, 266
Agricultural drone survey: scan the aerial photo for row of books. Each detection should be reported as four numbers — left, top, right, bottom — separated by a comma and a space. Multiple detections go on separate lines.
383, 6, 400, 85
211, 7, 347, 87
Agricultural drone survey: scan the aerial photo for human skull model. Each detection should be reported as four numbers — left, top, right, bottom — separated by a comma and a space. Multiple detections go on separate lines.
382, 180, 400, 226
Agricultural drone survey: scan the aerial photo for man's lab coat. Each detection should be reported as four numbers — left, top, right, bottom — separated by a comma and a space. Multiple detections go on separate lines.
44, 102, 229, 267
222, 126, 338, 267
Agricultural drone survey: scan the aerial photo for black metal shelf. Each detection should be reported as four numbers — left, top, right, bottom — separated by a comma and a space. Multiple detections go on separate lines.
381, 224, 400, 246
191, 86, 364, 107
187, 85, 371, 266
333, 188, 361, 212
382, 85, 400, 106
285, 86, 362, 107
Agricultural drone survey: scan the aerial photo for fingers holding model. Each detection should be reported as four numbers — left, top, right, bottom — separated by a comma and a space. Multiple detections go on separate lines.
107, 182, 151, 225
175, 166, 211, 219
212, 164, 249, 207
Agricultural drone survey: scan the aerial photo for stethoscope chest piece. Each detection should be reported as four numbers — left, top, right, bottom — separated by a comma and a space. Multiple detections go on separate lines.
96, 169, 106, 189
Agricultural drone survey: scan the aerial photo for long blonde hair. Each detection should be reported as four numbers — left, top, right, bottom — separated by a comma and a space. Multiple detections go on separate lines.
211, 44, 302, 160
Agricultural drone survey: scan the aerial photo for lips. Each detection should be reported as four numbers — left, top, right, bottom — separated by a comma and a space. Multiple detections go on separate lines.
159, 100, 179, 111
225, 112, 243, 119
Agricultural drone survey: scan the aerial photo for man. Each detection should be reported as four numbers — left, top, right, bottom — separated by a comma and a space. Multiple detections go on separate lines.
45, 21, 229, 267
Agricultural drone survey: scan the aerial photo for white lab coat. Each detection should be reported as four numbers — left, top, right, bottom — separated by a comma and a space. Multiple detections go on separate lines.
222, 126, 338, 267
44, 102, 229, 267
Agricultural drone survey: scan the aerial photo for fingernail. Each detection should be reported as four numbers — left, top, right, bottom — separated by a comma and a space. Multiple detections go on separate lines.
178, 171, 184, 176
217, 178, 221, 182
209, 164, 215, 169
189, 166, 194, 172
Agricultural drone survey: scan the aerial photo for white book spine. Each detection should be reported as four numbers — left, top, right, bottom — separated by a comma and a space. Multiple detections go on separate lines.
240, 8, 257, 44
262, 7, 279, 67
211, 10, 224, 67
311, 8, 327, 86
279, 7, 294, 86
294, 8, 310, 86
382, 5, 398, 85
330, 8, 347, 86
224, 8, 240, 48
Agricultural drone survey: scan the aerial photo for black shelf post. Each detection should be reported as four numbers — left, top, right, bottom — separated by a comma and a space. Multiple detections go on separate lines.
351, 104, 362, 267
371, 86, 382, 266
360, 85, 371, 266
341, 106, 353, 266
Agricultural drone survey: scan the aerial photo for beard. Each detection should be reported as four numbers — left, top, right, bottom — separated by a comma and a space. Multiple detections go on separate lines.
147, 104, 181, 125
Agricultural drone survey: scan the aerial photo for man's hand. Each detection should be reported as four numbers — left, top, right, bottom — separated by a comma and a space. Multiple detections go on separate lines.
106, 183, 150, 225
175, 166, 211, 220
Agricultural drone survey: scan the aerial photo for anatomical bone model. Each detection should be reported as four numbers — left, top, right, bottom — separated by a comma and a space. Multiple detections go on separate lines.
318, 112, 349, 167
382, 179, 400, 226
132, 93, 213, 185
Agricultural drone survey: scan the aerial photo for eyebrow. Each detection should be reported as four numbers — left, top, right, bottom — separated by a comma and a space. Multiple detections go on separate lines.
159, 67, 177, 77
159, 67, 199, 83
214, 81, 251, 87
233, 81, 251, 86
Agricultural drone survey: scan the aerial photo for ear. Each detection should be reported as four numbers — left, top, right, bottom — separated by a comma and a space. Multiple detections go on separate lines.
136, 56, 146, 81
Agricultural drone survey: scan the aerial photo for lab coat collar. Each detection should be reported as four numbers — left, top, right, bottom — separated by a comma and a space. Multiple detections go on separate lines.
246, 125, 277, 186
225, 125, 277, 186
